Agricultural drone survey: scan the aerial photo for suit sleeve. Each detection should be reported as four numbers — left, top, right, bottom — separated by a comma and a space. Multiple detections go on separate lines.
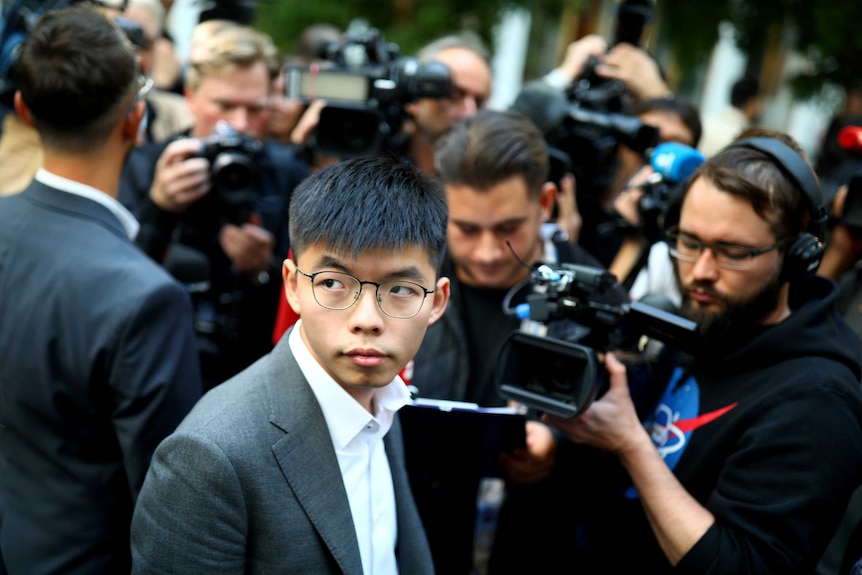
110, 279, 203, 498
131, 431, 248, 574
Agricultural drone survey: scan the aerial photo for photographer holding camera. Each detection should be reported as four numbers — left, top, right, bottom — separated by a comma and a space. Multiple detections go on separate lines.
508, 133, 862, 574
119, 22, 308, 389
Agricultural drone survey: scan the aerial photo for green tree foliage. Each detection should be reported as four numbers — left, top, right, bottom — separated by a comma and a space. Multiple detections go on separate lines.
254, 0, 862, 102
660, 0, 862, 101
253, 0, 573, 63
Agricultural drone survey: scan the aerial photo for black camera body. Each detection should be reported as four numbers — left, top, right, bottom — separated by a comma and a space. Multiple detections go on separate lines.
562, 57, 660, 195
496, 262, 698, 418
284, 26, 452, 158
196, 123, 264, 224
634, 171, 684, 242
510, 1, 658, 199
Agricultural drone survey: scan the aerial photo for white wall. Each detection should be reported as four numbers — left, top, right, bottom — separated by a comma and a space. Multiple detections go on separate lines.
487, 7, 532, 111
699, 21, 746, 120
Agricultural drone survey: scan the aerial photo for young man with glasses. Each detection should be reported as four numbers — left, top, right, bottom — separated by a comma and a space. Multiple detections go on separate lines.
530, 134, 862, 574
131, 155, 449, 574
0, 6, 202, 573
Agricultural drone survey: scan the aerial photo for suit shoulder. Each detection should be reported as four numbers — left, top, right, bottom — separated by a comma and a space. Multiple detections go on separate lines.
178, 356, 278, 435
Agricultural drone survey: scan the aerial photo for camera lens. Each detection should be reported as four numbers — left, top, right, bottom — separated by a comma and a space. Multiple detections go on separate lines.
548, 357, 577, 392
211, 152, 256, 205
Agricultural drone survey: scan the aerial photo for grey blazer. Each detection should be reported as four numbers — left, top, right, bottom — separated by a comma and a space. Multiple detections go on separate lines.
131, 334, 435, 574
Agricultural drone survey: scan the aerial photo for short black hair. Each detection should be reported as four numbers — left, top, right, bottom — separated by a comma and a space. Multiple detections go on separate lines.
731, 76, 760, 109
14, 4, 138, 152
289, 155, 448, 272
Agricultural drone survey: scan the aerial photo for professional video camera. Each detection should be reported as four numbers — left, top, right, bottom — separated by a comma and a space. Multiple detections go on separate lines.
284, 24, 452, 159
195, 122, 263, 225
510, 0, 658, 197
496, 261, 699, 419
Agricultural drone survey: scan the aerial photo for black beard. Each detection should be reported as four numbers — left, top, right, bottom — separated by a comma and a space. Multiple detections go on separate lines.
678, 272, 784, 347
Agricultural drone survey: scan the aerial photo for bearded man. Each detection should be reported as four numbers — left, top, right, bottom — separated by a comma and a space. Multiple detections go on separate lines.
501, 134, 862, 575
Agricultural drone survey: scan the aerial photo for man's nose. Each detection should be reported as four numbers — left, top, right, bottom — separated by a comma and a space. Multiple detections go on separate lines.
348, 285, 386, 330
691, 248, 720, 281
475, 231, 502, 261
225, 108, 249, 133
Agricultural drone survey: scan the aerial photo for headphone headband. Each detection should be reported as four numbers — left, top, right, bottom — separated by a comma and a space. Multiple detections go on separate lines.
727, 137, 827, 230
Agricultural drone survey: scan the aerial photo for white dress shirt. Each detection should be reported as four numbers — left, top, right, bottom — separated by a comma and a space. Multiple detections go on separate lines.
35, 169, 140, 240
289, 321, 411, 575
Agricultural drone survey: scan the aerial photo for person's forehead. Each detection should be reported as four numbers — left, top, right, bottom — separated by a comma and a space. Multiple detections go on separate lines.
680, 177, 774, 242
194, 62, 271, 95
445, 177, 535, 220
435, 47, 491, 92
298, 243, 437, 277
124, 4, 160, 38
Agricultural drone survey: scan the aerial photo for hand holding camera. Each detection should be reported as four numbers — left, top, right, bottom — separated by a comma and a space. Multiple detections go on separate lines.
150, 138, 211, 214
150, 122, 263, 220
220, 217, 275, 277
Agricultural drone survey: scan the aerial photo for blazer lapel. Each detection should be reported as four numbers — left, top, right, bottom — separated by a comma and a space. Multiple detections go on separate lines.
267, 338, 363, 575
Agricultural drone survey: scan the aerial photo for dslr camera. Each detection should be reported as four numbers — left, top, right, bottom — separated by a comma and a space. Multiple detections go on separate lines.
196, 122, 263, 224
496, 261, 699, 419
284, 25, 452, 158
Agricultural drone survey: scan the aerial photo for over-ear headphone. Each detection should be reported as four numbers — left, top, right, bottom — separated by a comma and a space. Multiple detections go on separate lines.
726, 137, 826, 283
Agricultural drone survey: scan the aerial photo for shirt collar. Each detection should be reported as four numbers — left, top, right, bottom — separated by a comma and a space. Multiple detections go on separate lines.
35, 169, 140, 240
288, 320, 410, 450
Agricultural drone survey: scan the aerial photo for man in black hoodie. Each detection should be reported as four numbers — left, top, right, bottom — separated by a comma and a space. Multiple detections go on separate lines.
502, 133, 862, 574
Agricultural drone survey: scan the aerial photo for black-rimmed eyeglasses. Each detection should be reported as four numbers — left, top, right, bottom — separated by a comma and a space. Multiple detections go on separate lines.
296, 269, 435, 319
666, 229, 791, 270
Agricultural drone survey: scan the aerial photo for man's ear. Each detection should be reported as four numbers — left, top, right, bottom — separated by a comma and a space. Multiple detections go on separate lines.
283, 257, 302, 314
13, 91, 35, 128
539, 181, 557, 223
426, 276, 451, 326
122, 100, 146, 144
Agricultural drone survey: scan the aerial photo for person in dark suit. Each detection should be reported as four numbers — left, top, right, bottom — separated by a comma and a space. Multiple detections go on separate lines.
131, 155, 450, 574
0, 5, 203, 575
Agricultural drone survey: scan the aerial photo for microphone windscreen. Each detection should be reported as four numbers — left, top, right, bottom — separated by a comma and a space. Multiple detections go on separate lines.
650, 142, 705, 183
